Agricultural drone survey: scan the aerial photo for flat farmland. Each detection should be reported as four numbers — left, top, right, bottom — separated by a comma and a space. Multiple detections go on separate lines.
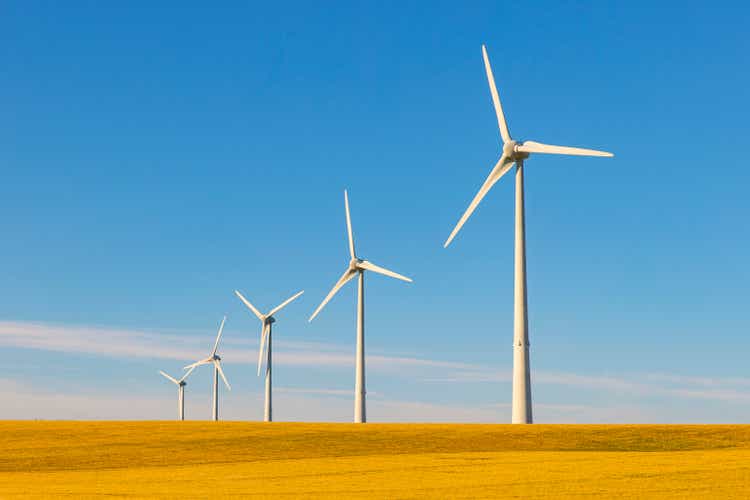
1, 422, 748, 498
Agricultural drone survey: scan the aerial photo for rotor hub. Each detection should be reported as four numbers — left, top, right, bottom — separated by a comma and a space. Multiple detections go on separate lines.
505, 140, 528, 160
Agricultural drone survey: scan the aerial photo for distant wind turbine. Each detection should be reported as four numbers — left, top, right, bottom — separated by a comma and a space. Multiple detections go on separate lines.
444, 45, 614, 424
309, 190, 412, 423
184, 316, 231, 421
159, 366, 196, 421
234, 289, 304, 422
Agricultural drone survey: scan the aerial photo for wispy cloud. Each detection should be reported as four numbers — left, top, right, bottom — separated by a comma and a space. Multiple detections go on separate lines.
0, 375, 727, 423
644, 373, 750, 388
275, 387, 354, 397
668, 388, 750, 402
2, 320, 749, 415
0, 321, 203, 360
421, 367, 750, 404
0, 378, 494, 422
0, 320, 475, 374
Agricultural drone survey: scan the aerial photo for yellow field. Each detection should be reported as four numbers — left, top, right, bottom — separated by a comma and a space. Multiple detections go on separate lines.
0, 422, 748, 498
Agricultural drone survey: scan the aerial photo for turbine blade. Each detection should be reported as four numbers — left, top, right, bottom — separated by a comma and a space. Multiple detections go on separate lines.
235, 290, 264, 321
183, 359, 208, 370
257, 324, 268, 377
210, 316, 226, 357
214, 360, 231, 390
267, 290, 305, 318
344, 190, 356, 259
178, 365, 196, 383
444, 155, 514, 247
309, 268, 357, 322
516, 141, 614, 157
482, 45, 511, 143
358, 260, 412, 283
159, 370, 179, 385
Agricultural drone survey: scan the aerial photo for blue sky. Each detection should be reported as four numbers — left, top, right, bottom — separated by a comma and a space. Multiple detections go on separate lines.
1, 2, 749, 422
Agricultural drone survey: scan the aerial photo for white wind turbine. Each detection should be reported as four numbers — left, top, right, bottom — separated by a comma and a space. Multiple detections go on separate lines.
309, 189, 412, 423
159, 365, 196, 421
444, 45, 614, 424
234, 289, 304, 422
184, 316, 231, 421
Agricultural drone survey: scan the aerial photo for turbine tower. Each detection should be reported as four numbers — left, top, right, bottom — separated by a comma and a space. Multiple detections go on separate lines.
309, 190, 412, 423
185, 316, 231, 421
234, 289, 304, 422
159, 366, 196, 421
444, 45, 614, 424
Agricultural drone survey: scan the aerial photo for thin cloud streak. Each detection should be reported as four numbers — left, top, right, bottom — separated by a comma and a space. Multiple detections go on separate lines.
2, 320, 748, 407
0, 376, 738, 423
0, 378, 499, 422
276, 387, 359, 397
644, 373, 750, 388
424, 368, 750, 404
0, 320, 475, 374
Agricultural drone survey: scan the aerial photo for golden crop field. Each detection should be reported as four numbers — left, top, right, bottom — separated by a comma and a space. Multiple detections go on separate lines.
0, 422, 748, 498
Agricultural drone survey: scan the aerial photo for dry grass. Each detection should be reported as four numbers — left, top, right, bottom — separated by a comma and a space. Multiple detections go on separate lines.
1, 422, 749, 498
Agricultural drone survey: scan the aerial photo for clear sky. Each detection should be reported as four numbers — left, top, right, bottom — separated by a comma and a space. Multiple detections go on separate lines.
1, 2, 749, 422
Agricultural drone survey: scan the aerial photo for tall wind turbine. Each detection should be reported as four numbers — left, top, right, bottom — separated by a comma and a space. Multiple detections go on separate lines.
309, 190, 412, 423
159, 366, 196, 421
234, 289, 304, 422
444, 45, 614, 424
184, 316, 231, 421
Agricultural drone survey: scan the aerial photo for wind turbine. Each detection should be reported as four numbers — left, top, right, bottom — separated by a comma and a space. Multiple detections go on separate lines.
444, 45, 614, 424
159, 365, 196, 421
309, 190, 412, 423
234, 289, 304, 422
184, 316, 231, 421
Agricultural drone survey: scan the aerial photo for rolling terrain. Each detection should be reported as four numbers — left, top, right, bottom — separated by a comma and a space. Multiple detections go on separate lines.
1, 422, 749, 498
